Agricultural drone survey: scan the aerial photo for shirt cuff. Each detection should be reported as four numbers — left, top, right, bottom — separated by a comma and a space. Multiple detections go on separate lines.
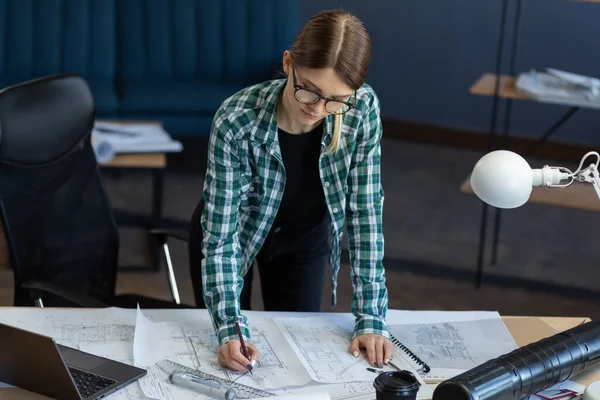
353, 315, 390, 339
217, 320, 251, 347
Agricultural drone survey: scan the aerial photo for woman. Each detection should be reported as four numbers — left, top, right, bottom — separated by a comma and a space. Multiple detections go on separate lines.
200, 9, 392, 373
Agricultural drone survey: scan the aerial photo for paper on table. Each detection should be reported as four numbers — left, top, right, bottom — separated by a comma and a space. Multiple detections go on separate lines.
388, 313, 518, 380
92, 121, 182, 162
531, 380, 586, 399
273, 315, 433, 399
133, 305, 312, 398
134, 305, 172, 399
257, 392, 331, 400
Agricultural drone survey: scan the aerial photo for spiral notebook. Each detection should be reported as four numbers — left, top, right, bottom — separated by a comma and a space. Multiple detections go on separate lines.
388, 317, 518, 383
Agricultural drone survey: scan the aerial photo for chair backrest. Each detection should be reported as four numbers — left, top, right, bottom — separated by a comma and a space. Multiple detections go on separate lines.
0, 74, 119, 306
117, 0, 300, 83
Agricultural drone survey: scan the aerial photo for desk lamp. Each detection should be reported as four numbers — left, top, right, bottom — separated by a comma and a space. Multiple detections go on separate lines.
469, 150, 600, 208
432, 150, 600, 399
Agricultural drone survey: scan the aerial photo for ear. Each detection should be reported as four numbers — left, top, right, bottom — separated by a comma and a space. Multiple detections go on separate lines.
282, 50, 292, 75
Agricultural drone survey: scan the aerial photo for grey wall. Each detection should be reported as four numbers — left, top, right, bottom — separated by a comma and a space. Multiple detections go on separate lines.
300, 0, 600, 146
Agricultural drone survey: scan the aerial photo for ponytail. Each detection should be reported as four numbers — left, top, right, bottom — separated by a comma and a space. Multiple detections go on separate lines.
325, 114, 343, 154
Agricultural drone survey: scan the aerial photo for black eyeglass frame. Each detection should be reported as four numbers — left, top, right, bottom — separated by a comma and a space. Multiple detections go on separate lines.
291, 66, 356, 115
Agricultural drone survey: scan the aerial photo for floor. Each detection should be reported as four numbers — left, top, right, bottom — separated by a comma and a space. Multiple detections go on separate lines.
2, 137, 599, 321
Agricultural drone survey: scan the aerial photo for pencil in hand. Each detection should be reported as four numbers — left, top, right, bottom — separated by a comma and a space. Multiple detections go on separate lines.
234, 317, 254, 375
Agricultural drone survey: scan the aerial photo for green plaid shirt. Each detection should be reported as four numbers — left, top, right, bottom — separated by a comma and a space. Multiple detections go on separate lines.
201, 78, 389, 346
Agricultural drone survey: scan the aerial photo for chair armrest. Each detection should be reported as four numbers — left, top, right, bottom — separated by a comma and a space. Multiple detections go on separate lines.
20, 281, 109, 308
150, 229, 189, 243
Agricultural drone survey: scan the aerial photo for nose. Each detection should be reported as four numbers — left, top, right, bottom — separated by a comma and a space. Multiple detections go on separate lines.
307, 100, 325, 113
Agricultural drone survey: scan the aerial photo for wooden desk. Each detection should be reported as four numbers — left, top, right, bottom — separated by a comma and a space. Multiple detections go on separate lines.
0, 314, 597, 399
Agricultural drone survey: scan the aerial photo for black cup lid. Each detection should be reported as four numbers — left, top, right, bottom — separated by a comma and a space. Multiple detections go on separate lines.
373, 371, 421, 394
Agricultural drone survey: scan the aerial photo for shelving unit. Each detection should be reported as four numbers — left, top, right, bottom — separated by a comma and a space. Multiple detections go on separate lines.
463, 73, 600, 211
466, 0, 599, 288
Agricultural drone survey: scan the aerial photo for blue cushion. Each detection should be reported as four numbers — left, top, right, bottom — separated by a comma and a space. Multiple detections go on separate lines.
117, 0, 299, 82
118, 81, 248, 113
0, 0, 118, 113
87, 80, 120, 113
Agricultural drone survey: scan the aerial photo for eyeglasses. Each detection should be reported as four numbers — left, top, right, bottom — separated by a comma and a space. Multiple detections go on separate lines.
291, 67, 356, 115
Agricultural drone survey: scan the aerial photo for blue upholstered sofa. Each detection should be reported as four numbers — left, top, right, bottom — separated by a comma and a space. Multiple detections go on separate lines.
0, 0, 299, 137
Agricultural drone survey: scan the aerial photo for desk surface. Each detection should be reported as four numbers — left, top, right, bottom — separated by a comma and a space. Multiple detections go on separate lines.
101, 152, 166, 169
0, 312, 596, 399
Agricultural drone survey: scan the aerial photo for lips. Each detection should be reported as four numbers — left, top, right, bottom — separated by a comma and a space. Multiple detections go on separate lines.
301, 109, 319, 118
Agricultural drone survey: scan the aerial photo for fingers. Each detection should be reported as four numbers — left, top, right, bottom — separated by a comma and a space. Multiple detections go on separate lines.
218, 344, 245, 371
229, 342, 255, 372
383, 339, 394, 365
374, 336, 384, 368
366, 339, 377, 368
246, 343, 261, 362
351, 335, 394, 368
218, 341, 252, 372
348, 338, 361, 358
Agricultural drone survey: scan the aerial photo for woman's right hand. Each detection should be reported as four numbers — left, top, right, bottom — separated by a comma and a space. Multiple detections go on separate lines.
217, 340, 261, 372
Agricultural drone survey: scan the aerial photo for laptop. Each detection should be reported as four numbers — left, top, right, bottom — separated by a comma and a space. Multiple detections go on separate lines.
0, 322, 147, 400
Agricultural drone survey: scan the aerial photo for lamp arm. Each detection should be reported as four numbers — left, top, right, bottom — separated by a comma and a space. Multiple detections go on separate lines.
574, 164, 600, 201
540, 152, 600, 193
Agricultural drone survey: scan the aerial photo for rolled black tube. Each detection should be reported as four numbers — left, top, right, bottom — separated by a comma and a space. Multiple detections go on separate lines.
432, 321, 600, 400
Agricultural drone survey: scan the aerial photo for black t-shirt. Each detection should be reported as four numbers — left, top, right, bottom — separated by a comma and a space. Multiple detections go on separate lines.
273, 122, 327, 236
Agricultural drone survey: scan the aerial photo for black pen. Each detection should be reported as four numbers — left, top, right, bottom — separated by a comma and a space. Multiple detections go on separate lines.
387, 361, 401, 372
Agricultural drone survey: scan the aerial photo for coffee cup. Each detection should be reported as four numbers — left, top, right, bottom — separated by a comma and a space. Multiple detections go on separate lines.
373, 370, 421, 400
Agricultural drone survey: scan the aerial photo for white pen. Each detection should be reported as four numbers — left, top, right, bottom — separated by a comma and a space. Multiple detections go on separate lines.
168, 372, 237, 400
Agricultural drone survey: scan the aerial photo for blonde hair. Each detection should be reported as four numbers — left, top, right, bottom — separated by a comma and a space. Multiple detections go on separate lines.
326, 114, 343, 154
289, 9, 372, 154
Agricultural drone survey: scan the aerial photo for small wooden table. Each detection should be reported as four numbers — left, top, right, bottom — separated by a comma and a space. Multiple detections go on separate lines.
95, 120, 178, 272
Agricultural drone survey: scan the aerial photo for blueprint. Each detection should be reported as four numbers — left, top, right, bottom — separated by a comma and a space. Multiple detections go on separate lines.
274, 317, 429, 383
387, 317, 517, 378
0, 307, 135, 348
0, 308, 442, 400
133, 307, 312, 399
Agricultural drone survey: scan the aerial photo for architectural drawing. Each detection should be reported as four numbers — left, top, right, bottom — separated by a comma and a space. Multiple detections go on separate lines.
0, 308, 441, 400
274, 317, 426, 385
388, 318, 518, 370
133, 307, 312, 400
412, 323, 474, 363
278, 381, 379, 400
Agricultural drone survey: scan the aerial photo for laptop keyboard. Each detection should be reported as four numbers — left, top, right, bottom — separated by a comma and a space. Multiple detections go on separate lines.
68, 367, 116, 399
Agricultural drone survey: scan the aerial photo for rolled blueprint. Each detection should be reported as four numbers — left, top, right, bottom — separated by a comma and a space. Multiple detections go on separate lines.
91, 134, 116, 163
432, 321, 600, 400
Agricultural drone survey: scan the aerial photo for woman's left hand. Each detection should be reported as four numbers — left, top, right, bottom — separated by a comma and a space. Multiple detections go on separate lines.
349, 334, 394, 368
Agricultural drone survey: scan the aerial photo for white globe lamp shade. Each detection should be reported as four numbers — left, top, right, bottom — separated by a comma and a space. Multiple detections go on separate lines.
470, 150, 534, 209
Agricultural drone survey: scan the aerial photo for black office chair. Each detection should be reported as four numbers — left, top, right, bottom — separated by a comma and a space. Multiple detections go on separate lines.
152, 197, 254, 309
0, 73, 190, 308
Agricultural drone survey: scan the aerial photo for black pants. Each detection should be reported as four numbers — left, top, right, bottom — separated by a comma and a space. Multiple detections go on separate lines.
193, 213, 331, 312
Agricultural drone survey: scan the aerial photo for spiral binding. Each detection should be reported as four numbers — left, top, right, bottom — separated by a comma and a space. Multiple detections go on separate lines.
389, 333, 431, 373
